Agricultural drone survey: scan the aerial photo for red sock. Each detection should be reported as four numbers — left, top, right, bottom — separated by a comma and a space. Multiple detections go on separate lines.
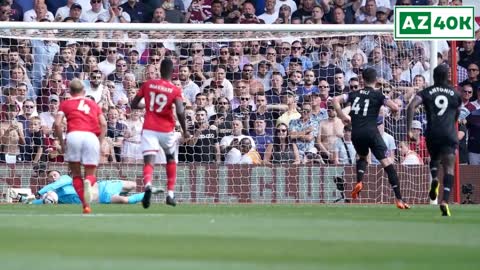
72, 176, 86, 207
143, 163, 154, 186
85, 175, 97, 186
166, 161, 176, 191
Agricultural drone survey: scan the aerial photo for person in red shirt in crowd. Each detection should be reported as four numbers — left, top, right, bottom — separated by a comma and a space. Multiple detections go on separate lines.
409, 120, 429, 164
53, 79, 107, 214
131, 58, 189, 208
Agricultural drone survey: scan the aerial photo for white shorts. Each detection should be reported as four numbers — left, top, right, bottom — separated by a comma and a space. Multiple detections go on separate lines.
65, 131, 100, 166
141, 129, 177, 157
121, 141, 142, 161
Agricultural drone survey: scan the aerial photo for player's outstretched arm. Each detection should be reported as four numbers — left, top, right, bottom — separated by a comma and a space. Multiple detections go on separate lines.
406, 95, 423, 138
332, 95, 350, 124
98, 113, 107, 144
37, 175, 73, 196
53, 112, 65, 151
385, 99, 399, 113
130, 95, 144, 110
175, 97, 190, 139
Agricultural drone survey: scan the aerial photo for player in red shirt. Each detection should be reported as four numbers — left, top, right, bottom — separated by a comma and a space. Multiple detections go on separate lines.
53, 79, 107, 214
131, 58, 189, 208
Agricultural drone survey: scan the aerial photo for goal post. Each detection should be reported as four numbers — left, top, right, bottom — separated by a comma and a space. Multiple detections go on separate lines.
0, 22, 443, 204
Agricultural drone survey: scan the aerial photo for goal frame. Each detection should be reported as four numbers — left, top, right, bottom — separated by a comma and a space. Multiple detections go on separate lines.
0, 22, 456, 203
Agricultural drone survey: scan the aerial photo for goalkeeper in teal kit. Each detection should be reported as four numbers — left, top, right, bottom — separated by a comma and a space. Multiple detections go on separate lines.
16, 170, 163, 204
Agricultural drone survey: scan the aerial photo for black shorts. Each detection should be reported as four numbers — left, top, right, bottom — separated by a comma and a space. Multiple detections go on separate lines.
426, 137, 457, 161
352, 130, 387, 161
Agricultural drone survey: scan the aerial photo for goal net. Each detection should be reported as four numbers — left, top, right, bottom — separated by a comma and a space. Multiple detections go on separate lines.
0, 23, 433, 204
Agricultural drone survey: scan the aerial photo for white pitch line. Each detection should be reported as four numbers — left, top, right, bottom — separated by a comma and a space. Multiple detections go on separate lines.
0, 213, 169, 217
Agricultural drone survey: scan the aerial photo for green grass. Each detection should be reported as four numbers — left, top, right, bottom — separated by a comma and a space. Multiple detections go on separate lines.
1, 204, 479, 270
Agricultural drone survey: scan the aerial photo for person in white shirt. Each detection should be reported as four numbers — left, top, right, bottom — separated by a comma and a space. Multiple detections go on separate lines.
23, 1, 54, 22
220, 119, 255, 155
201, 65, 234, 101
98, 0, 131, 23
179, 65, 200, 104
275, 0, 297, 14
98, 47, 119, 76
55, 0, 77, 21
399, 141, 422, 165
39, 94, 59, 137
81, 0, 105, 22
84, 70, 105, 104
258, 0, 278, 24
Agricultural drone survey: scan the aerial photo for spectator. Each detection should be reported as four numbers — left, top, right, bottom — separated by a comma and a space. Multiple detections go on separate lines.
275, 0, 297, 14
24, 0, 54, 22
399, 141, 422, 165
264, 123, 300, 164
297, 70, 319, 103
333, 124, 356, 165
83, 70, 104, 104
201, 65, 233, 101
249, 94, 279, 134
238, 137, 262, 164
98, 47, 118, 76
460, 83, 473, 108
0, 104, 25, 163
318, 104, 344, 164
24, 115, 44, 162
120, 0, 148, 23
460, 63, 480, 101
241, 63, 264, 95
121, 109, 143, 163
283, 40, 313, 71
232, 91, 253, 125
289, 102, 319, 163
258, 0, 278, 24
98, 0, 131, 23
408, 120, 429, 164
106, 107, 126, 162
325, 0, 359, 24
276, 90, 300, 127
249, 116, 272, 159
81, 0, 105, 22
458, 40, 480, 70
238, 1, 264, 24
220, 119, 255, 157
465, 87, 480, 112
356, 0, 377, 24
313, 46, 341, 86
186, 108, 221, 163
38, 94, 58, 138
185, 0, 210, 23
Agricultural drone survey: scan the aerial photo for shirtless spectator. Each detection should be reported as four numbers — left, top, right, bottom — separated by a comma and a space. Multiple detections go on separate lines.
317, 104, 344, 164
0, 105, 25, 163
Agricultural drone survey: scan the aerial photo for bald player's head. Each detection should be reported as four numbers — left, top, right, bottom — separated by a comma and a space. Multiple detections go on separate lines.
69, 79, 85, 95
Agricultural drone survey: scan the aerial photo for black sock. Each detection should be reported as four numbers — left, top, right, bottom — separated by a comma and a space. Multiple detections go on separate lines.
356, 158, 367, 183
429, 160, 439, 181
384, 164, 402, 200
443, 174, 454, 203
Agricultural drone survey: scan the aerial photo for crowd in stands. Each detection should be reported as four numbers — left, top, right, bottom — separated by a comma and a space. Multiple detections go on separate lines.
0, 0, 479, 167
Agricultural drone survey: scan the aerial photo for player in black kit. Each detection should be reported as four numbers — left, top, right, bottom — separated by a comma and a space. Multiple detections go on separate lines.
407, 64, 461, 216
333, 68, 410, 209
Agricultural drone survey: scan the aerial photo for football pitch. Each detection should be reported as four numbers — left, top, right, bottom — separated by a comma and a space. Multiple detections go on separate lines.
0, 204, 479, 270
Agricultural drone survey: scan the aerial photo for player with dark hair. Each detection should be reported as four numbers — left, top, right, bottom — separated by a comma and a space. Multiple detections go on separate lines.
131, 58, 189, 208
53, 79, 107, 214
332, 68, 410, 209
407, 64, 461, 216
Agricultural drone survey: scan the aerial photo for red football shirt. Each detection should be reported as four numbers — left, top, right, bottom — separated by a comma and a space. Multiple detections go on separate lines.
59, 97, 102, 136
137, 79, 182, 132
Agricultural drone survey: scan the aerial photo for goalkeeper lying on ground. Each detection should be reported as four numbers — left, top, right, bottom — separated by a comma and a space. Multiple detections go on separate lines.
12, 170, 163, 204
